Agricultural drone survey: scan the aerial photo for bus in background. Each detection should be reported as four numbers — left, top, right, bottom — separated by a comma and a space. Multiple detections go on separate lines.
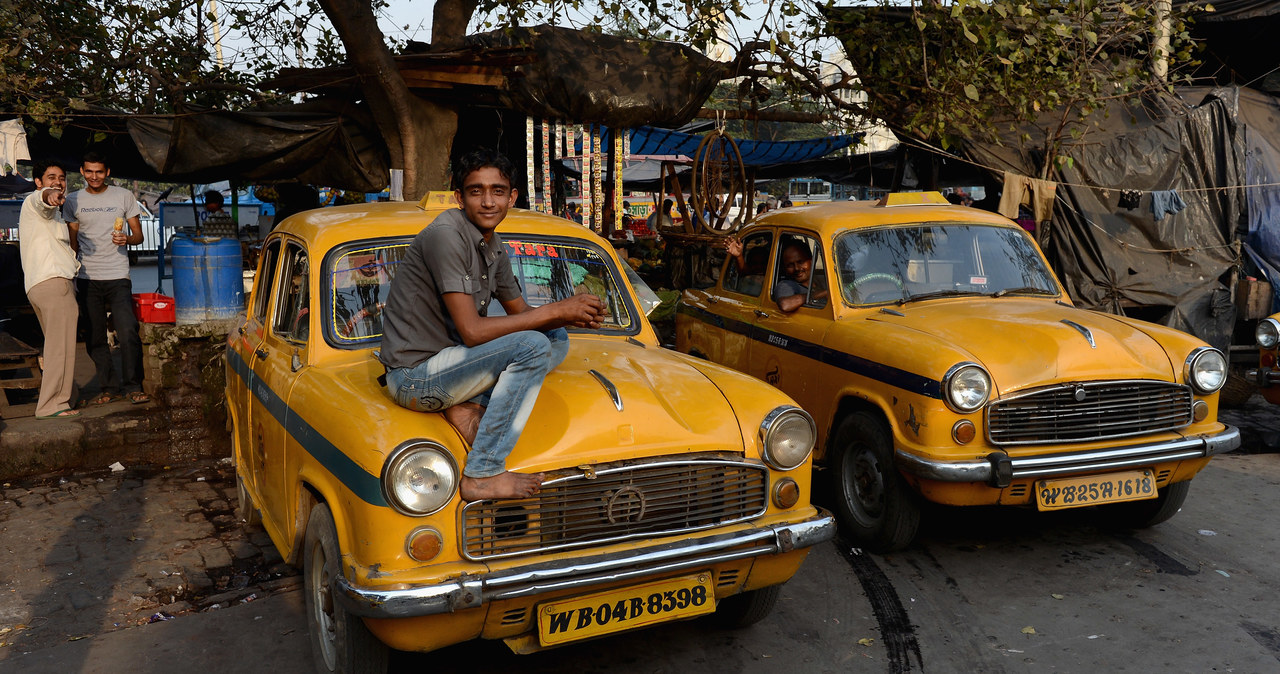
787, 178, 833, 206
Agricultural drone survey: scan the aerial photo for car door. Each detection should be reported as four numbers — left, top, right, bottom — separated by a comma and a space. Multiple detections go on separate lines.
249, 238, 310, 538
747, 231, 834, 416
231, 239, 281, 507
695, 230, 775, 373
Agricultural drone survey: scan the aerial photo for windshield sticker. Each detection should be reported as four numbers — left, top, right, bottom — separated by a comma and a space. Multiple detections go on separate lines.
506, 241, 561, 258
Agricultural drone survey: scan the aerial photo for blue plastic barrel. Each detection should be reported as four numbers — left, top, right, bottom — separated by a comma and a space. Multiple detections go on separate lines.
172, 235, 244, 324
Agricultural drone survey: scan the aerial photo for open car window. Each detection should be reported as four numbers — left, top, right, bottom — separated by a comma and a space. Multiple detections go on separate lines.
722, 232, 773, 298
833, 224, 1058, 306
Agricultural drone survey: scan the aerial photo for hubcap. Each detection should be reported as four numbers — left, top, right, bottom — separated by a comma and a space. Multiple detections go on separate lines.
309, 540, 338, 669
845, 446, 886, 525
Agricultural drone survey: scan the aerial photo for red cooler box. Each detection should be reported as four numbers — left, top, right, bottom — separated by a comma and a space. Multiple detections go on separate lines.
133, 293, 176, 323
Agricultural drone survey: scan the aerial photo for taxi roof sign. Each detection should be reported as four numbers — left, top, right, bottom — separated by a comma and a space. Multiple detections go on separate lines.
418, 191, 455, 209
876, 191, 951, 207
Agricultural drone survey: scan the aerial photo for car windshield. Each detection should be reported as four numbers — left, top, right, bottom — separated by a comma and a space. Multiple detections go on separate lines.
833, 224, 1059, 306
326, 235, 638, 347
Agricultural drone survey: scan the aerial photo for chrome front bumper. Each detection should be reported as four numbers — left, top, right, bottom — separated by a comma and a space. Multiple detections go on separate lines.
334, 510, 835, 619
1246, 368, 1280, 387
896, 425, 1241, 487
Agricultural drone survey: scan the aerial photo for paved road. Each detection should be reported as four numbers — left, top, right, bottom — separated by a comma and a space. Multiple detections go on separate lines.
2, 399, 1278, 672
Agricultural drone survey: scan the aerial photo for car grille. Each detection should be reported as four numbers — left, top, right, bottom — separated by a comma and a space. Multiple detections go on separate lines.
986, 380, 1194, 445
460, 458, 768, 561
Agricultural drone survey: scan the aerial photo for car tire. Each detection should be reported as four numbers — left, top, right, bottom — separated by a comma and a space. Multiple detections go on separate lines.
1104, 480, 1191, 529
830, 411, 921, 553
304, 503, 389, 674
713, 584, 781, 629
235, 473, 262, 527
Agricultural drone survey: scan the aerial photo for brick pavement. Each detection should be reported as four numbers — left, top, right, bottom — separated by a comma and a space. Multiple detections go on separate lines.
0, 458, 298, 659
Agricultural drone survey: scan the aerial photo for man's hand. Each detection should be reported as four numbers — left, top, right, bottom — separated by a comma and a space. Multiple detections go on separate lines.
723, 237, 743, 258
41, 188, 65, 208
553, 293, 606, 329
111, 231, 128, 246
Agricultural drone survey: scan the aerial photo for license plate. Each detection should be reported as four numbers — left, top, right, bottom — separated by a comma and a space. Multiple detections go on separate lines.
1035, 469, 1157, 511
536, 573, 715, 646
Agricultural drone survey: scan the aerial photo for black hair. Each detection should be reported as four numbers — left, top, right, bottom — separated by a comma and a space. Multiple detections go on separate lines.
203, 190, 224, 205
781, 240, 812, 259
82, 151, 109, 169
452, 148, 515, 191
32, 158, 64, 181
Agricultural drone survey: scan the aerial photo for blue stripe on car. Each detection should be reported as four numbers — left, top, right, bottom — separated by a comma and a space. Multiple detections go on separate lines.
227, 347, 389, 507
678, 303, 942, 399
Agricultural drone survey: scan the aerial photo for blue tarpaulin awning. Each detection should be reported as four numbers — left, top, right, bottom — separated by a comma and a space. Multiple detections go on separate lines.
588, 126, 860, 167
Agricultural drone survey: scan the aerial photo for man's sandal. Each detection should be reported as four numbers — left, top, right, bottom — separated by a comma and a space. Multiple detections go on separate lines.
128, 391, 151, 404
89, 392, 122, 406
37, 408, 81, 419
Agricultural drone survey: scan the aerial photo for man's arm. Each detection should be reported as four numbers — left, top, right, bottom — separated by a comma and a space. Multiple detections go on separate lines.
443, 292, 604, 347
775, 293, 806, 313
67, 220, 80, 253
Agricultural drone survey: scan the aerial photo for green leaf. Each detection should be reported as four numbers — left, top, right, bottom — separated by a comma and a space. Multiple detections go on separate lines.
963, 26, 979, 44
964, 84, 980, 100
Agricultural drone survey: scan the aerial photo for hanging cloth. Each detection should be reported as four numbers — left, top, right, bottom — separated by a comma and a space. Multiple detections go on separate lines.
0, 118, 31, 175
1150, 189, 1187, 221
998, 171, 1057, 222
1117, 189, 1142, 210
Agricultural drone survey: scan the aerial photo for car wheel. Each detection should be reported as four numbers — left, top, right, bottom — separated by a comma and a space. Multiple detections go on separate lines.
1104, 480, 1191, 529
831, 411, 921, 553
235, 473, 262, 527
304, 504, 388, 674
713, 584, 781, 629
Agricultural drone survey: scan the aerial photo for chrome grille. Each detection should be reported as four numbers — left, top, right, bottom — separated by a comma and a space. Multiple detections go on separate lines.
461, 458, 768, 561
986, 380, 1193, 445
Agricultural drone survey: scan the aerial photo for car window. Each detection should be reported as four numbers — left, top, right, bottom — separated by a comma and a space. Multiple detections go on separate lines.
833, 224, 1058, 305
503, 237, 639, 333
723, 231, 773, 298
329, 243, 408, 343
771, 233, 827, 309
252, 240, 281, 323
272, 243, 310, 343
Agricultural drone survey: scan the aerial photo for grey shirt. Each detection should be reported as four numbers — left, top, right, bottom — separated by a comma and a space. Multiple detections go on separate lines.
379, 208, 523, 370
62, 185, 142, 281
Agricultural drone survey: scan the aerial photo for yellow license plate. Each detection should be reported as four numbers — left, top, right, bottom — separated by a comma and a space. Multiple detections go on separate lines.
1036, 469, 1157, 511
537, 573, 715, 646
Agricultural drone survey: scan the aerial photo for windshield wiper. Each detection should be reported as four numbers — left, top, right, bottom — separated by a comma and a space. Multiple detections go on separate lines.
993, 286, 1057, 298
899, 289, 986, 304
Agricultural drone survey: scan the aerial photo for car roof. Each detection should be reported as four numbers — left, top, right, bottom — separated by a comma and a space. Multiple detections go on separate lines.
749, 199, 1021, 236
274, 200, 605, 251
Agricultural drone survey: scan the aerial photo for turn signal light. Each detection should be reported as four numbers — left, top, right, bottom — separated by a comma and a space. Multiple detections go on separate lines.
952, 420, 977, 444
772, 478, 800, 509
1192, 400, 1209, 423
407, 527, 443, 562
1263, 352, 1276, 368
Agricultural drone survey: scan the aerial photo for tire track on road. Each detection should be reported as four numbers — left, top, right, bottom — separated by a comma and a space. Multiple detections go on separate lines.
837, 539, 924, 673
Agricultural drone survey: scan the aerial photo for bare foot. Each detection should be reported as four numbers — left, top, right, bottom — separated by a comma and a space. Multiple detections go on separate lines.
443, 402, 485, 445
460, 471, 545, 501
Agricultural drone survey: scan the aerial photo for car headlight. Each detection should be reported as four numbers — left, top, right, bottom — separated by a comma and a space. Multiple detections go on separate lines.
943, 362, 991, 413
1258, 318, 1280, 349
1184, 347, 1227, 394
759, 406, 816, 471
382, 441, 458, 516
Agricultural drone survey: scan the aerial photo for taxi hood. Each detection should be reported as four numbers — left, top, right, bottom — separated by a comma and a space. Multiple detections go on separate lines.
868, 298, 1177, 392
505, 337, 744, 472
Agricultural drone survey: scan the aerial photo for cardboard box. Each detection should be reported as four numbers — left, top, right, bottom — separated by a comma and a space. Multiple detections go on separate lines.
133, 293, 176, 323
1236, 278, 1275, 320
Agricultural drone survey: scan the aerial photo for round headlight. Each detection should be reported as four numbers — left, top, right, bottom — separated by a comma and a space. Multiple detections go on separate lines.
1184, 347, 1227, 394
382, 442, 458, 516
759, 406, 816, 471
943, 363, 992, 413
1258, 318, 1280, 349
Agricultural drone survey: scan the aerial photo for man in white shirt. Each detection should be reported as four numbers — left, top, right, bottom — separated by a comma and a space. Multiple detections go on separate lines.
63, 151, 150, 405
19, 159, 80, 418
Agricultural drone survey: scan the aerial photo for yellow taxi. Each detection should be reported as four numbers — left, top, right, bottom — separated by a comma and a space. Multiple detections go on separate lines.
676, 192, 1240, 552
224, 195, 833, 672
1248, 313, 1280, 404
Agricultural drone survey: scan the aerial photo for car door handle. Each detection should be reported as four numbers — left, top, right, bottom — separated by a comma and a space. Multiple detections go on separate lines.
753, 309, 770, 318
707, 296, 719, 304
238, 326, 246, 336
254, 347, 269, 359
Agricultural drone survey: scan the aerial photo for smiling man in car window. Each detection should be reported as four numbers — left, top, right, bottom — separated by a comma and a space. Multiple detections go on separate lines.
379, 149, 606, 501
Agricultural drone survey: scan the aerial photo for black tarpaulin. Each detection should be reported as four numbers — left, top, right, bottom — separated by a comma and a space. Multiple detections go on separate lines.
127, 102, 388, 192
965, 88, 1249, 350
461, 25, 728, 129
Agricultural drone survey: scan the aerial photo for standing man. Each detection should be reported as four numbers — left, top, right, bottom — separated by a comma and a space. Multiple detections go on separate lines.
63, 151, 150, 405
19, 159, 80, 418
200, 190, 237, 238
380, 148, 605, 501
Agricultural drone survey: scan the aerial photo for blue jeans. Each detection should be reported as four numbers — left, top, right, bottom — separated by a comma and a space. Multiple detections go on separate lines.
386, 328, 569, 478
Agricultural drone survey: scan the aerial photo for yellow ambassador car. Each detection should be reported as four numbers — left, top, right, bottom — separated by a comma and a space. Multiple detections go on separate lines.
676, 192, 1240, 553
224, 195, 833, 673
1248, 313, 1280, 404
